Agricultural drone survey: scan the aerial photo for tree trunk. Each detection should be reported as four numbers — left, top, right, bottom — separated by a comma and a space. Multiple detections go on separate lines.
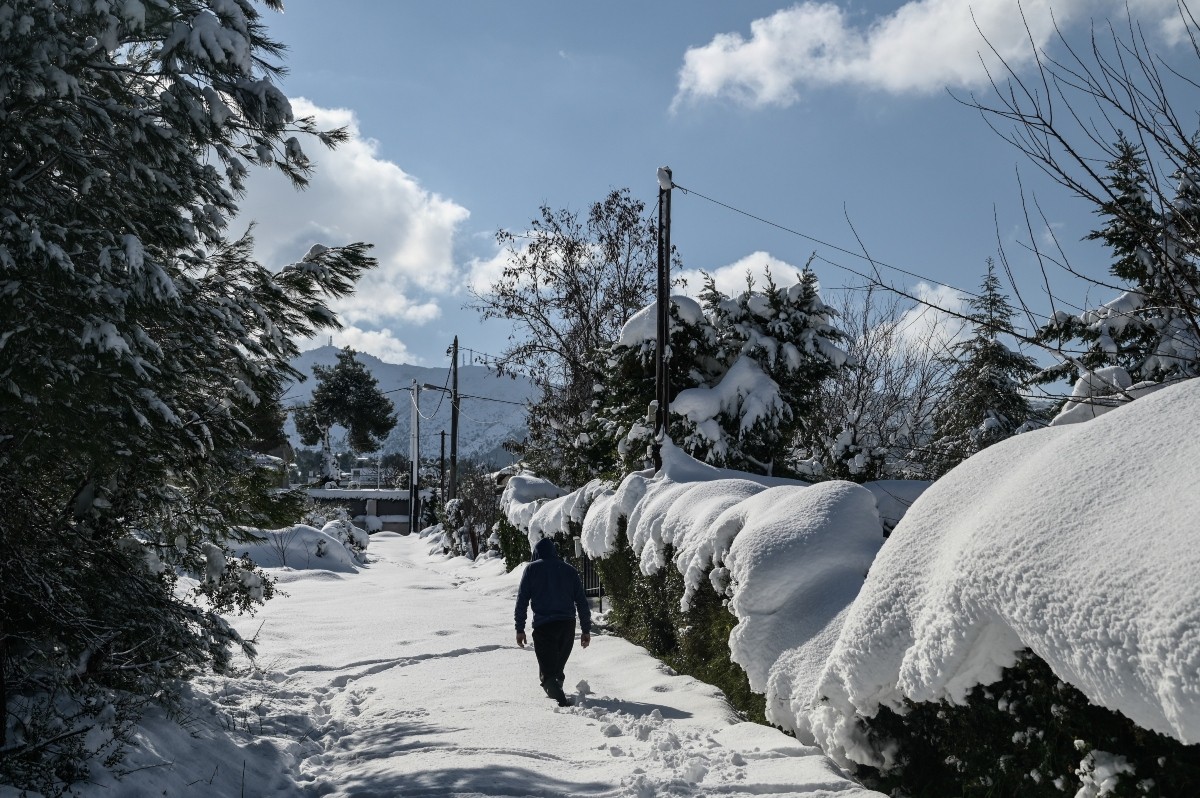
0, 609, 7, 748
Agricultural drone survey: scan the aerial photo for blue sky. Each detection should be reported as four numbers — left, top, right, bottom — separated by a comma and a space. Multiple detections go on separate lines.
231, 0, 1193, 366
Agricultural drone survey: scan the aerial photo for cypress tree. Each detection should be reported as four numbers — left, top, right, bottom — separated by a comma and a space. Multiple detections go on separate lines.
931, 261, 1038, 476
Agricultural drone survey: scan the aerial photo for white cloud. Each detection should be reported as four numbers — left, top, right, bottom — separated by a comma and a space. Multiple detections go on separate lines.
298, 325, 419, 365
233, 98, 470, 330
677, 250, 807, 299
673, 0, 1182, 108
896, 282, 971, 355
465, 244, 512, 299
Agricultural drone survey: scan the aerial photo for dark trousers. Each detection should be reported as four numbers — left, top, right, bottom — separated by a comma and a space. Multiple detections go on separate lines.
532, 618, 575, 690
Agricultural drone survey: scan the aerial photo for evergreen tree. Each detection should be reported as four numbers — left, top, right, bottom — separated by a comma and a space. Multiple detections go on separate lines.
0, 3, 374, 787
579, 296, 721, 478
931, 261, 1038, 476
293, 348, 396, 480
1038, 135, 1200, 386
677, 268, 846, 476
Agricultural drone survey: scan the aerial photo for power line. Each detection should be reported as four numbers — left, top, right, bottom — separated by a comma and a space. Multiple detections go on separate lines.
671, 181, 987, 302
458, 392, 526, 406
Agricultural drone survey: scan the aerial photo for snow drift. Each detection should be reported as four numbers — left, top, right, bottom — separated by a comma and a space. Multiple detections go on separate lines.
232, 520, 369, 574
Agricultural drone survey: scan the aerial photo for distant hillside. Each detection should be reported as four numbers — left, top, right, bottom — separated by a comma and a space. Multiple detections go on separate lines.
284, 346, 534, 467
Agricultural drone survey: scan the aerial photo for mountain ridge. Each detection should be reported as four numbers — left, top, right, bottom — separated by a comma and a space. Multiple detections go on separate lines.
285, 346, 533, 466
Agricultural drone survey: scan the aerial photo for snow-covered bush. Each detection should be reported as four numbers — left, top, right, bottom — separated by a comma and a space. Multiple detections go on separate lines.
496, 517, 532, 571
233, 524, 365, 573
857, 650, 1200, 797
801, 379, 1200, 794
320, 519, 370, 562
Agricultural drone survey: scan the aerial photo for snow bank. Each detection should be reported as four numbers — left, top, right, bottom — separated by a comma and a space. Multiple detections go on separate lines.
1049, 366, 1170, 426
807, 378, 1200, 768
232, 523, 365, 573
305, 488, 407, 500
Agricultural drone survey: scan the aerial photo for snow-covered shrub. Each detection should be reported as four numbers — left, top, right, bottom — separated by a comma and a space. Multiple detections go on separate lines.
857, 651, 1200, 797
593, 526, 767, 723
496, 517, 532, 571
802, 379, 1200, 794
318, 519, 369, 563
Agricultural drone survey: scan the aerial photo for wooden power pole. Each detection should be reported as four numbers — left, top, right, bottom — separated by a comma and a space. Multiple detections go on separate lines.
449, 336, 459, 502
653, 166, 673, 471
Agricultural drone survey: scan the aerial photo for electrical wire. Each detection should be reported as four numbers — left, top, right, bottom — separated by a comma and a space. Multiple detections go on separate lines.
458, 392, 527, 406
671, 181, 988, 302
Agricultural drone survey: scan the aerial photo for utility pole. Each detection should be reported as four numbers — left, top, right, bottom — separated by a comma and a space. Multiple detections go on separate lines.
408, 380, 420, 534
653, 166, 673, 471
439, 430, 446, 502
449, 336, 459, 502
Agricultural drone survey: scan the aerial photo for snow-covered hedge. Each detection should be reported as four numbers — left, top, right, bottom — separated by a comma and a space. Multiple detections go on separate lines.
806, 377, 1200, 765
503, 380, 1200, 792
501, 440, 928, 729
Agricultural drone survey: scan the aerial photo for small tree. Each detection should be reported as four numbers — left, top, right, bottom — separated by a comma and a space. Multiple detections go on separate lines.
930, 261, 1039, 476
675, 268, 846, 476
796, 286, 954, 482
471, 189, 662, 488
294, 348, 396, 480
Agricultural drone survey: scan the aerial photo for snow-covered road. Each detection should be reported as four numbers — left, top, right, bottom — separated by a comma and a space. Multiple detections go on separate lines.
96, 531, 881, 797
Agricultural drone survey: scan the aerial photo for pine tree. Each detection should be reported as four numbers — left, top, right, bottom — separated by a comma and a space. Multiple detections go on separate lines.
0, 3, 374, 787
674, 268, 846, 476
294, 348, 397, 480
931, 261, 1038, 476
1038, 135, 1200, 385
579, 295, 721, 477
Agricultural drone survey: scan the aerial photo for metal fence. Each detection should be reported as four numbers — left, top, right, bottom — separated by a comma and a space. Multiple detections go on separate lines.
577, 551, 604, 612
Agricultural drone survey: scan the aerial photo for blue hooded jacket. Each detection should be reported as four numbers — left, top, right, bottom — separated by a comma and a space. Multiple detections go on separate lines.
514, 537, 592, 634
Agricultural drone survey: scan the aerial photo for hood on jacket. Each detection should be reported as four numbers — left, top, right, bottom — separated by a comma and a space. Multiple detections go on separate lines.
531, 537, 559, 561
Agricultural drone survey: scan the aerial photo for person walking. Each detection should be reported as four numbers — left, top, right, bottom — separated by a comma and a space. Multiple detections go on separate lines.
514, 537, 592, 706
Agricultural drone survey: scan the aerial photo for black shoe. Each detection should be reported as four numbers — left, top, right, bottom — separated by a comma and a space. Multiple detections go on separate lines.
553, 686, 571, 706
